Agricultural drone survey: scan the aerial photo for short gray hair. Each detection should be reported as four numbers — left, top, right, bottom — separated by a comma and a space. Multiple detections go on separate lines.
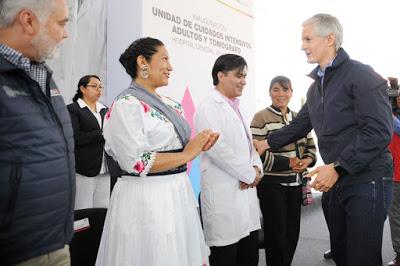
0, 0, 55, 27
303, 13, 343, 51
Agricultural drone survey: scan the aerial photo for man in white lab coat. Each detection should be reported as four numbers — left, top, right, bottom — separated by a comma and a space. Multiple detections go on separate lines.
194, 54, 262, 266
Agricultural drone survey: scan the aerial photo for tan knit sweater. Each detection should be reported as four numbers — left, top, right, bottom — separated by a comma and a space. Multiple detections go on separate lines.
251, 106, 316, 183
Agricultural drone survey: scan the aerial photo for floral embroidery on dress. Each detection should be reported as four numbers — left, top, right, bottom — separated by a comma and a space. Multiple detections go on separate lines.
139, 101, 151, 113
120, 95, 132, 101
105, 102, 115, 120
164, 96, 183, 115
117, 95, 183, 123
150, 109, 168, 122
138, 98, 169, 122
134, 161, 145, 173
173, 103, 183, 115
133, 151, 152, 174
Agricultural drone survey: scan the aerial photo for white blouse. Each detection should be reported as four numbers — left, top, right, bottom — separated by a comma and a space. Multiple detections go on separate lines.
103, 94, 185, 177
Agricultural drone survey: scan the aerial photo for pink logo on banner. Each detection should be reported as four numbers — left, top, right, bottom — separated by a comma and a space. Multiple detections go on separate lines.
181, 86, 196, 174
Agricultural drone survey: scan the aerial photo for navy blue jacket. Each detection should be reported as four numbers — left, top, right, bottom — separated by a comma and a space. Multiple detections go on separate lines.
268, 48, 393, 184
0, 55, 75, 265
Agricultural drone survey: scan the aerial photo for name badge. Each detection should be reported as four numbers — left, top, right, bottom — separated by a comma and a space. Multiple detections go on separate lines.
73, 218, 90, 232
50, 87, 61, 97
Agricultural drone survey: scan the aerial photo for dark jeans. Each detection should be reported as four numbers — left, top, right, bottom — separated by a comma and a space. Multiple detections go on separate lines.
329, 176, 393, 266
321, 191, 331, 232
209, 230, 259, 266
389, 182, 400, 254
257, 182, 302, 266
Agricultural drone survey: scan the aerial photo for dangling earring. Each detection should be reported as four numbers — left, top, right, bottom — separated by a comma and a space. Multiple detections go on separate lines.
140, 65, 149, 79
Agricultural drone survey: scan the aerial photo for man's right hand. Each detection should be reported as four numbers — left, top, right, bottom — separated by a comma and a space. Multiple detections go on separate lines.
291, 157, 313, 173
289, 157, 301, 169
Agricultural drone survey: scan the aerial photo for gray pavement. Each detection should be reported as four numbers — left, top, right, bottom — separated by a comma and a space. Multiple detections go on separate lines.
258, 192, 394, 266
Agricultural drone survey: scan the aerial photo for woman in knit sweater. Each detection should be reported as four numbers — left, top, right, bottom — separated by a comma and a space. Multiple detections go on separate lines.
250, 76, 317, 266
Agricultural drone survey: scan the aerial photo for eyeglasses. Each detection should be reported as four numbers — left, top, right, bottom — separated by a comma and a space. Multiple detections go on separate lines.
86, 84, 104, 90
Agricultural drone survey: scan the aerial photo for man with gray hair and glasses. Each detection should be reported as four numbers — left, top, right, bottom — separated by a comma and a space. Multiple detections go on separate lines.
0, 0, 75, 265
254, 13, 393, 266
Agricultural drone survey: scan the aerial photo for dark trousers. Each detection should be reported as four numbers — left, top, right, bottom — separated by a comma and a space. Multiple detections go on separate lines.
209, 230, 259, 266
321, 191, 330, 231
389, 182, 400, 254
257, 182, 302, 266
329, 176, 393, 266
321, 190, 331, 252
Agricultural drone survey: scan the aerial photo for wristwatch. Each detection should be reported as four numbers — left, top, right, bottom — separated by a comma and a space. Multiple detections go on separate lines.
332, 161, 347, 178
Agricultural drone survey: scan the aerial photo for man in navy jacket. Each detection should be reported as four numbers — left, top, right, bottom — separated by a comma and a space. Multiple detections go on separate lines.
0, 0, 75, 265
254, 13, 393, 266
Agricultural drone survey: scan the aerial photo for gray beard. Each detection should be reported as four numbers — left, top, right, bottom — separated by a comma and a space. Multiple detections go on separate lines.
31, 28, 60, 62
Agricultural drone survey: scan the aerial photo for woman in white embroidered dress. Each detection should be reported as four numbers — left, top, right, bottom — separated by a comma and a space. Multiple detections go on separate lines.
95, 37, 218, 266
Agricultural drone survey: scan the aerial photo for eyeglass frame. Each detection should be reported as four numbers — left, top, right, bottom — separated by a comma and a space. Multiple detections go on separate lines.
85, 84, 104, 90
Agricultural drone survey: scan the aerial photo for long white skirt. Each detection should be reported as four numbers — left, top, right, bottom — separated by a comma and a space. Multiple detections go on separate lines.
95, 173, 209, 266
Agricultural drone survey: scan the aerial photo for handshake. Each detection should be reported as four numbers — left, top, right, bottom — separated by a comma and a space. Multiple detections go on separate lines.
252, 139, 312, 173
289, 157, 313, 173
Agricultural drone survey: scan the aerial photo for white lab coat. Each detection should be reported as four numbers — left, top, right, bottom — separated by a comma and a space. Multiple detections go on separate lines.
194, 90, 262, 247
